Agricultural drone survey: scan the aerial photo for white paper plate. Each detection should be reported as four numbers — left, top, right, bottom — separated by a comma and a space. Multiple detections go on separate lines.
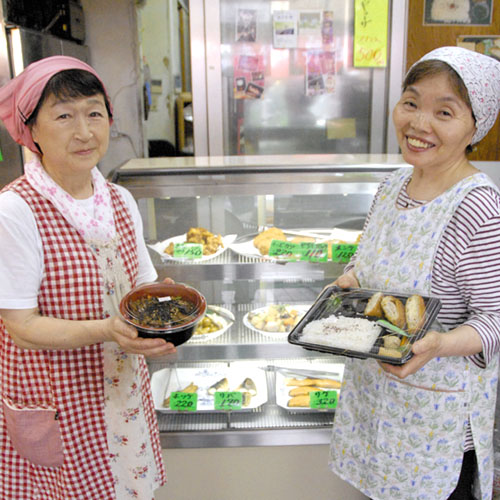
188, 306, 235, 342
275, 363, 344, 413
242, 304, 311, 338
230, 228, 361, 261
151, 364, 268, 413
149, 233, 237, 262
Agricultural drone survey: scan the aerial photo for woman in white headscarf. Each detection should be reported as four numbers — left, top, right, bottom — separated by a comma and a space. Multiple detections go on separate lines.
329, 47, 500, 500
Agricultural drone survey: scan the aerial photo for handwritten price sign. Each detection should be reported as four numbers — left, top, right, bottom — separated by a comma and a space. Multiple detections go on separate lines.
269, 240, 329, 262
330, 244, 357, 263
173, 243, 203, 259
310, 390, 338, 410
353, 0, 389, 67
169, 392, 198, 411
214, 391, 243, 411
299, 242, 328, 263
268, 239, 301, 261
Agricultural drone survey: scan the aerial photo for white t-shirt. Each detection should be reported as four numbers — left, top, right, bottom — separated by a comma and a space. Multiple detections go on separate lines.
0, 184, 157, 309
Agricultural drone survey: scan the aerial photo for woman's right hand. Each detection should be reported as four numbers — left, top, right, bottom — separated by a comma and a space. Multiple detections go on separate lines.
327, 268, 360, 290
104, 316, 177, 358
335, 268, 360, 288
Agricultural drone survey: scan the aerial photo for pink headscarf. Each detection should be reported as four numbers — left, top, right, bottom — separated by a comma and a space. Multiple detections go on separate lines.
0, 55, 113, 153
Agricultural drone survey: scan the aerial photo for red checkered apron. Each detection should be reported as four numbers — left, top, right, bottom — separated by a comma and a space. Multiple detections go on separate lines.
0, 177, 166, 499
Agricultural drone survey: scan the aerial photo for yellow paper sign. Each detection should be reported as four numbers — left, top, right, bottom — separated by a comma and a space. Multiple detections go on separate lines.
354, 0, 389, 68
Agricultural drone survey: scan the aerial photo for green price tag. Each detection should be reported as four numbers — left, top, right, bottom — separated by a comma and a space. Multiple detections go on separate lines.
299, 242, 328, 262
173, 242, 203, 259
214, 391, 243, 411
0, 147, 3, 161
268, 239, 301, 261
169, 391, 198, 411
310, 390, 338, 409
330, 243, 358, 263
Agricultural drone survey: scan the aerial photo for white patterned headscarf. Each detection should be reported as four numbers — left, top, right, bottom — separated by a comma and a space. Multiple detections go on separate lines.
411, 46, 500, 145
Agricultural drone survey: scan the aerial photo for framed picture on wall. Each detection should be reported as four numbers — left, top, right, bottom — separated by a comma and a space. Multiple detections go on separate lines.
424, 0, 493, 26
457, 35, 500, 61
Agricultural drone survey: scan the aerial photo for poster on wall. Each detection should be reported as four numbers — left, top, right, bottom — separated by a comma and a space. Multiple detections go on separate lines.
233, 53, 265, 99
236, 9, 257, 42
353, 0, 389, 67
272, 10, 298, 49
305, 50, 336, 96
424, 0, 493, 25
321, 11, 334, 46
457, 35, 500, 60
298, 11, 322, 48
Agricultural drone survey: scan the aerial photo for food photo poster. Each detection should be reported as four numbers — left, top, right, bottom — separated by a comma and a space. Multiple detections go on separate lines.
424, 0, 493, 25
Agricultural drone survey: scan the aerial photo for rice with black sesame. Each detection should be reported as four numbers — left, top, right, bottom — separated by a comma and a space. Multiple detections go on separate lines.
300, 315, 381, 352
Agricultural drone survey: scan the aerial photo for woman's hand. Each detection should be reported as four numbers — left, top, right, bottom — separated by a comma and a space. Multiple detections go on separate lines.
380, 323, 483, 379
380, 330, 443, 379
104, 316, 177, 358
331, 268, 360, 289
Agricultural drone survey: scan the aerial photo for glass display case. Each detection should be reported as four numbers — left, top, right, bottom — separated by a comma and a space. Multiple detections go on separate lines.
111, 154, 409, 448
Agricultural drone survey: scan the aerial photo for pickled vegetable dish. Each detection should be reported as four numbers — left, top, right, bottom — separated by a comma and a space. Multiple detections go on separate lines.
128, 295, 197, 329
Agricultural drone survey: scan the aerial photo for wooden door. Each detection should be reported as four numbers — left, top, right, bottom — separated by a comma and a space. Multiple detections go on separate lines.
406, 0, 500, 160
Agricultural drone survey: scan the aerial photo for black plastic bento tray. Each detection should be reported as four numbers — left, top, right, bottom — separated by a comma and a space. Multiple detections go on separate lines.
288, 286, 441, 365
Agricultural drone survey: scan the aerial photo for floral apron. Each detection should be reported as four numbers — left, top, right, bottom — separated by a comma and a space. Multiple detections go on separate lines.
329, 169, 499, 500
92, 238, 164, 500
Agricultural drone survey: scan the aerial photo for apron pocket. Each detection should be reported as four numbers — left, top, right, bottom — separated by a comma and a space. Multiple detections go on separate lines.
2, 398, 64, 468
376, 378, 469, 461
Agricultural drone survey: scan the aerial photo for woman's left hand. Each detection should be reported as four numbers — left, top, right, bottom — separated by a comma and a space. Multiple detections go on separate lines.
379, 330, 443, 379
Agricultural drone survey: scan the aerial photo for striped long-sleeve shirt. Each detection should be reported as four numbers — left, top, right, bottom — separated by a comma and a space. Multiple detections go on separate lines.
346, 174, 500, 450
348, 175, 500, 367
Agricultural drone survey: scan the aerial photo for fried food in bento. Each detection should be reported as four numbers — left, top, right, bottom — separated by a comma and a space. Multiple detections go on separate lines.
253, 227, 286, 255
164, 227, 224, 256
380, 295, 406, 329
405, 294, 426, 334
378, 346, 403, 358
364, 291, 384, 318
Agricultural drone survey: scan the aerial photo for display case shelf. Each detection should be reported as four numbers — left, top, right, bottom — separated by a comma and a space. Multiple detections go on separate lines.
150, 358, 339, 449
113, 154, 408, 448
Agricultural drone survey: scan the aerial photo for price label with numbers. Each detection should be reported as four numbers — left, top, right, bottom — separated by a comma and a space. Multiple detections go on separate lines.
173, 242, 203, 260
169, 392, 198, 411
299, 242, 328, 262
214, 391, 243, 411
310, 390, 338, 409
268, 239, 301, 261
330, 244, 357, 263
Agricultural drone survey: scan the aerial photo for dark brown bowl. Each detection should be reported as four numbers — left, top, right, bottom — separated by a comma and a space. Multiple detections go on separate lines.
119, 283, 207, 346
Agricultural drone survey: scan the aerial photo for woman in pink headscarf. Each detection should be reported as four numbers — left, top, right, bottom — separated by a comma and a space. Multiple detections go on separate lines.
329, 47, 500, 500
0, 56, 175, 499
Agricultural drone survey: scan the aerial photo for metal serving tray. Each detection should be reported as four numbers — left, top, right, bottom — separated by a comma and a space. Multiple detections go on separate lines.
288, 286, 441, 365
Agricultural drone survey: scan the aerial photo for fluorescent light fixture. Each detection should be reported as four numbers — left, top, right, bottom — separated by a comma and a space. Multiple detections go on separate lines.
10, 28, 24, 76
